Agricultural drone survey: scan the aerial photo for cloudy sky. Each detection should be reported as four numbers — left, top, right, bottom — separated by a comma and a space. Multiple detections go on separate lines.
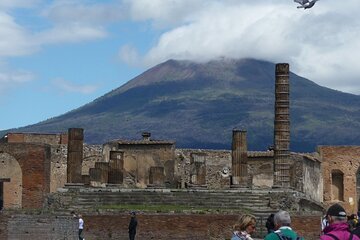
0, 0, 359, 130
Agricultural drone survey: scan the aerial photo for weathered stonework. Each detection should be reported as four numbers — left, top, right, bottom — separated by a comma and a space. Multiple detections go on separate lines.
319, 146, 360, 213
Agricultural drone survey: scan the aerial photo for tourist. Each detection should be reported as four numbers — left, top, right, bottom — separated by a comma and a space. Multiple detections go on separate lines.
264, 210, 302, 240
349, 214, 358, 231
266, 213, 275, 233
321, 203, 360, 240
231, 214, 256, 240
78, 214, 84, 240
128, 211, 138, 240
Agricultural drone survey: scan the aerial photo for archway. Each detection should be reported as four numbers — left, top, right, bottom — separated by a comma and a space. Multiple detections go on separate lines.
0, 152, 22, 209
331, 169, 344, 201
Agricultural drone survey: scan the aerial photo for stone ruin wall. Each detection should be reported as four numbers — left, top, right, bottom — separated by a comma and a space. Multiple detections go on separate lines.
49, 144, 103, 192
319, 146, 360, 212
176, 149, 232, 189
48, 143, 319, 199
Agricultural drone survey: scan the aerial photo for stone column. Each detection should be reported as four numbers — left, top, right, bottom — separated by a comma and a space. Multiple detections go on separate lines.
108, 151, 124, 184
95, 162, 109, 183
231, 129, 248, 187
273, 63, 291, 188
67, 128, 83, 183
189, 153, 207, 187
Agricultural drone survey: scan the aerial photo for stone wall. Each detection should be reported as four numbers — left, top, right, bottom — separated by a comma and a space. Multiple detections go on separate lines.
302, 155, 323, 203
0, 143, 51, 209
0, 213, 77, 240
177, 149, 277, 189
176, 149, 231, 189
82, 144, 103, 175
103, 142, 176, 188
319, 146, 360, 213
4, 132, 67, 145
247, 154, 274, 188
73, 213, 321, 240
0, 212, 322, 240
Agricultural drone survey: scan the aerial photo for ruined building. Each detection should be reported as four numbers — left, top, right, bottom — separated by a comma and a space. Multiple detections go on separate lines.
0, 63, 359, 215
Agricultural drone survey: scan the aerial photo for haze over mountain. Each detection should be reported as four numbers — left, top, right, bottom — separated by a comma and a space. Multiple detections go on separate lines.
3, 58, 360, 152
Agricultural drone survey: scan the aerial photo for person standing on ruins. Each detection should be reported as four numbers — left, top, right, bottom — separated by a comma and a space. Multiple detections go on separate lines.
128, 211, 138, 240
78, 214, 85, 240
231, 214, 256, 240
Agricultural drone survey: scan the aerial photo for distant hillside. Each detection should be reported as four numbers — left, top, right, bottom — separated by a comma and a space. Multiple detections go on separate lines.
4, 58, 360, 152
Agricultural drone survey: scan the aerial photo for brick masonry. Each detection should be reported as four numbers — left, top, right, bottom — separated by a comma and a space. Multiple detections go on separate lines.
50, 213, 320, 240
319, 146, 360, 213
0, 143, 51, 209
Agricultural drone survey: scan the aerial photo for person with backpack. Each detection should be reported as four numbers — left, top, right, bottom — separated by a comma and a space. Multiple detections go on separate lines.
264, 210, 302, 240
321, 203, 360, 240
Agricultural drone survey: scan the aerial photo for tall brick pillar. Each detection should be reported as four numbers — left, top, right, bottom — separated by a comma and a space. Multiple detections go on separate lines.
67, 128, 84, 183
231, 129, 248, 187
273, 63, 291, 188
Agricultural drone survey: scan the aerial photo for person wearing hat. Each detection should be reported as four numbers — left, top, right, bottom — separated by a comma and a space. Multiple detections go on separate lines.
264, 210, 302, 240
128, 211, 138, 240
321, 203, 360, 240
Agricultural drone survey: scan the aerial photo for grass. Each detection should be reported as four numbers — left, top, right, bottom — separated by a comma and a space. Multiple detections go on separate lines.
95, 204, 251, 214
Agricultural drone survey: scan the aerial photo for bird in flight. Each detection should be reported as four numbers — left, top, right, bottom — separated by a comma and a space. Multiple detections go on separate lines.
294, 0, 319, 9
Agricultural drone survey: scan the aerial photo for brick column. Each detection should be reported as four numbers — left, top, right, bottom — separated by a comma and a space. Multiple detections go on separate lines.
67, 128, 83, 183
273, 63, 291, 188
231, 129, 248, 187
108, 151, 124, 184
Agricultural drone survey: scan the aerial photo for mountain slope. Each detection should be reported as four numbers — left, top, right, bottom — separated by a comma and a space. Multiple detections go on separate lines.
5, 58, 360, 152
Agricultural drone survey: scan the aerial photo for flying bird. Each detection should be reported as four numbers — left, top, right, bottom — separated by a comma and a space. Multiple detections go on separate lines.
294, 0, 319, 9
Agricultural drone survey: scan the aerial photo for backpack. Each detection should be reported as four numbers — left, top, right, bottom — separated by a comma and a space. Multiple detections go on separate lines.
275, 231, 302, 240
324, 232, 354, 240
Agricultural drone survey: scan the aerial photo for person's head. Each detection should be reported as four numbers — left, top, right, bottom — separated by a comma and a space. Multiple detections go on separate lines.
233, 214, 256, 235
349, 214, 357, 220
326, 203, 347, 224
274, 210, 291, 230
78, 214, 82, 219
266, 213, 275, 232
131, 211, 136, 217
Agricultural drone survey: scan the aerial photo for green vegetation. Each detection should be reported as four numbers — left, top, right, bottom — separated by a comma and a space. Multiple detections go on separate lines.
96, 204, 251, 214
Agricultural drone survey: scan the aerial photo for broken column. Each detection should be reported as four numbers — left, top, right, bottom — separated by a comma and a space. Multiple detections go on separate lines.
67, 128, 84, 183
273, 63, 291, 188
231, 129, 248, 187
189, 153, 206, 187
108, 151, 124, 184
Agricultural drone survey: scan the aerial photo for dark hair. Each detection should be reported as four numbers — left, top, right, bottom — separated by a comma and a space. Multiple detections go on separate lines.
265, 213, 275, 233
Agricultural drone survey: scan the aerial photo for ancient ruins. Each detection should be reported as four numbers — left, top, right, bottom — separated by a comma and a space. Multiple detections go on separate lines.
1, 63, 360, 239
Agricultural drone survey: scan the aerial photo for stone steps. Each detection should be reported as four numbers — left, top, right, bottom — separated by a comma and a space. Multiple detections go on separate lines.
57, 188, 272, 212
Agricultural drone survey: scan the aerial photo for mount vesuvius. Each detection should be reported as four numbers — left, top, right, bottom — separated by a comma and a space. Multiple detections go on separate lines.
3, 58, 360, 152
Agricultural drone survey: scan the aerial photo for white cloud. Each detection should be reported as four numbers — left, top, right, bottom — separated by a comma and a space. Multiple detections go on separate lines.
125, 0, 360, 94
126, 0, 207, 28
51, 78, 99, 95
119, 44, 141, 67
0, 12, 38, 57
0, 0, 40, 9
35, 23, 107, 44
41, 0, 125, 25
0, 62, 35, 92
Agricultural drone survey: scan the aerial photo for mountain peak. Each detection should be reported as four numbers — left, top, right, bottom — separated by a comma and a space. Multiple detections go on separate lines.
7, 58, 360, 152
